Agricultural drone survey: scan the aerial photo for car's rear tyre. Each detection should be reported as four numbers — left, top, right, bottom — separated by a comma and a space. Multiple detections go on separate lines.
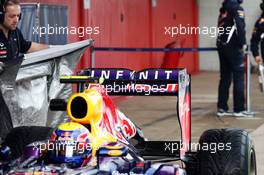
197, 128, 256, 175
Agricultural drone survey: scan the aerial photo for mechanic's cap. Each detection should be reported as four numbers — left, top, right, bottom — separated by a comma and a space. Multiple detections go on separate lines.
48, 122, 92, 168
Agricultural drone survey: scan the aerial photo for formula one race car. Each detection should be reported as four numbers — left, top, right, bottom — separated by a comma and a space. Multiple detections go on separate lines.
0, 68, 256, 175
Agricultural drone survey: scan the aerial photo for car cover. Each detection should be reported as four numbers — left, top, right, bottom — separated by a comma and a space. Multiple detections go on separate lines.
0, 39, 93, 140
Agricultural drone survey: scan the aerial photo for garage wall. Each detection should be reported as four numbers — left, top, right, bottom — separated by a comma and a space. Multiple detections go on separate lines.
20, 0, 199, 73
88, 0, 153, 70
151, 0, 199, 73
198, 0, 262, 71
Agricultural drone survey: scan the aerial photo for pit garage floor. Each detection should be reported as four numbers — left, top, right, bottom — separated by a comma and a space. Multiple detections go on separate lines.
115, 71, 264, 174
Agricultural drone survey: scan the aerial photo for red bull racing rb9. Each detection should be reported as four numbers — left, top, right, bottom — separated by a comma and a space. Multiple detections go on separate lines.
0, 68, 256, 175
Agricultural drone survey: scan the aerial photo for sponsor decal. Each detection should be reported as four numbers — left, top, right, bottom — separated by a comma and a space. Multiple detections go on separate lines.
88, 69, 179, 80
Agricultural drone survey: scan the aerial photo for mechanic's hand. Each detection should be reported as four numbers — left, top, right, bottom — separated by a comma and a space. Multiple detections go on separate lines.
0, 61, 5, 74
241, 44, 248, 55
255, 56, 263, 65
240, 44, 248, 59
243, 44, 248, 51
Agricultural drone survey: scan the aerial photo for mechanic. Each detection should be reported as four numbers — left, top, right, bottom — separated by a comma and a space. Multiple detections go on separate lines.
250, 0, 264, 65
0, 0, 49, 140
0, 0, 48, 61
216, 0, 247, 117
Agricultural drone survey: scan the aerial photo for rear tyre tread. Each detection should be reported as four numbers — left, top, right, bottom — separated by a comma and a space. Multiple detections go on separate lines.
197, 128, 256, 175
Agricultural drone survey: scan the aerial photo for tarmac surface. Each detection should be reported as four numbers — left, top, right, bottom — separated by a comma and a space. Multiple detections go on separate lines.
115, 71, 264, 174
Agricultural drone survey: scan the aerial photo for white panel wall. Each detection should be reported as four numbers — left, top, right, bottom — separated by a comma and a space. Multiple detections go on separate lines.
198, 0, 261, 71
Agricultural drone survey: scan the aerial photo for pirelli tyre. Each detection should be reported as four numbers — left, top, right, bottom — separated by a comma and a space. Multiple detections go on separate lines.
197, 128, 256, 175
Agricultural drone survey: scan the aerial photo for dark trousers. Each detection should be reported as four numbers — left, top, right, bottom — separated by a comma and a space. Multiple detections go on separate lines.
217, 44, 245, 112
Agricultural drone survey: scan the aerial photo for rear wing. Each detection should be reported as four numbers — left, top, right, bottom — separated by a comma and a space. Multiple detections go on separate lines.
75, 68, 189, 96
60, 68, 191, 158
